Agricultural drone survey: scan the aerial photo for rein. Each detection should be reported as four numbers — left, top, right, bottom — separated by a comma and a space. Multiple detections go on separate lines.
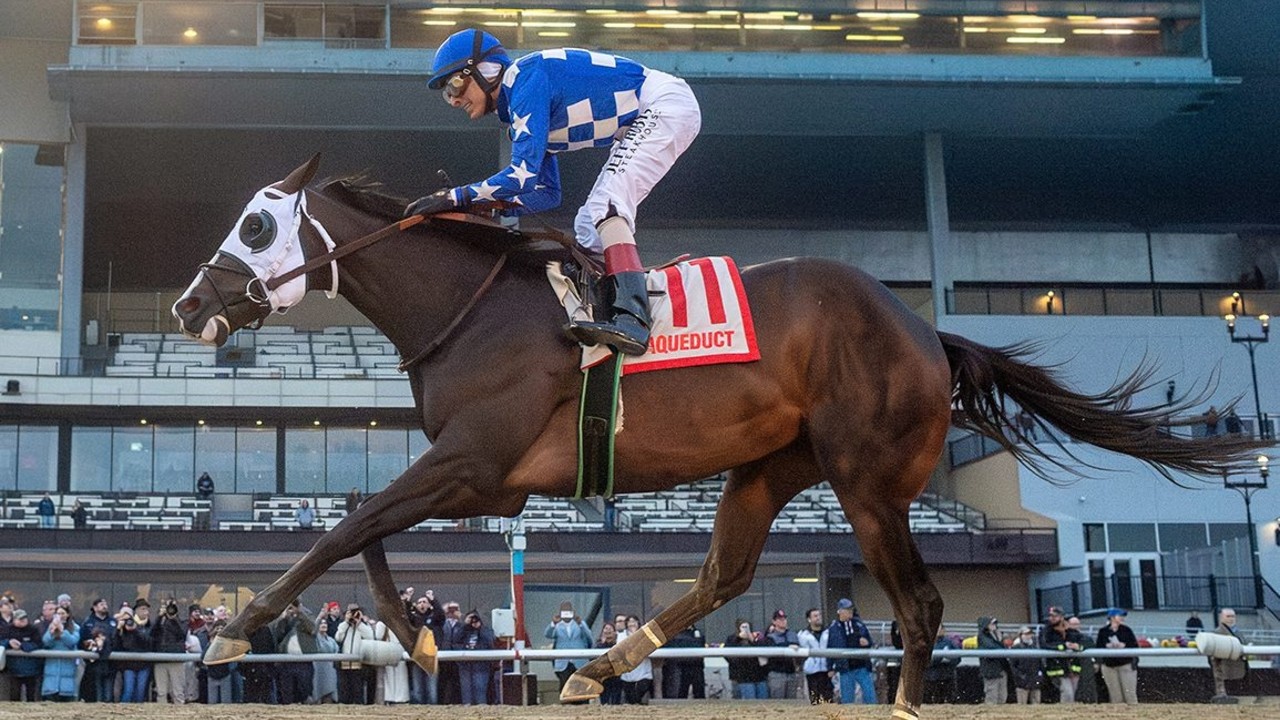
397, 251, 508, 372
265, 215, 425, 292
263, 209, 512, 372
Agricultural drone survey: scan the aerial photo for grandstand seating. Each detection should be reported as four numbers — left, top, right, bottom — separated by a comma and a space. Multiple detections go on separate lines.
0, 482, 972, 533
105, 327, 403, 379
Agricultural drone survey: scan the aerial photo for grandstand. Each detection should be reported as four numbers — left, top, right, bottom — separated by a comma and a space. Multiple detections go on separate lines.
0, 479, 971, 534
1, 0, 1278, 646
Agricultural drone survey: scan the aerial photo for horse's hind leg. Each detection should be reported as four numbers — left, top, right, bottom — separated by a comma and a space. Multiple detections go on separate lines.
828, 452, 943, 718
561, 442, 815, 702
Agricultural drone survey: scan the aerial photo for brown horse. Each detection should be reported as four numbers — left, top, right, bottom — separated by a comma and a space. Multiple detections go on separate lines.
172, 157, 1261, 717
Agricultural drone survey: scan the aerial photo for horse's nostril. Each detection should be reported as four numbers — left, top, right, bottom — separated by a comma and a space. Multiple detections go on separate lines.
176, 297, 201, 316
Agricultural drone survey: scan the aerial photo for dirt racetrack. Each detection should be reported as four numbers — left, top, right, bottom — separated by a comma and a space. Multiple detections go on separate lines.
0, 703, 1276, 720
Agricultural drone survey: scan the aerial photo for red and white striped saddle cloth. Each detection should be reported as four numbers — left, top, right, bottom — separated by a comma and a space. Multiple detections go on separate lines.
548, 256, 761, 375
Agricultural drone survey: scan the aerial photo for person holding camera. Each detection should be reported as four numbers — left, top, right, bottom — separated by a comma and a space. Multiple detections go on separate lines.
117, 600, 153, 703
40, 606, 80, 701
271, 599, 318, 704
725, 618, 770, 699
453, 611, 496, 705
544, 602, 591, 693
152, 600, 188, 703
335, 603, 373, 704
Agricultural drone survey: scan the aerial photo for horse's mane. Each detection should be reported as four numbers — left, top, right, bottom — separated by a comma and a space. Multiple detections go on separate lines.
316, 175, 575, 270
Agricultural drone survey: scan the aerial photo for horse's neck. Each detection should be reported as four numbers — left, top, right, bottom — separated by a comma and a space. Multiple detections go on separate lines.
314, 196, 510, 358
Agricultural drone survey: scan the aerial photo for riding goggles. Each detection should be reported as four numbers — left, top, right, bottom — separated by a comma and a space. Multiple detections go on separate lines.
442, 72, 470, 101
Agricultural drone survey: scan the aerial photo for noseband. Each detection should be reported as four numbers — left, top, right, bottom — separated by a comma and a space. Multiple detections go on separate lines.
195, 256, 273, 330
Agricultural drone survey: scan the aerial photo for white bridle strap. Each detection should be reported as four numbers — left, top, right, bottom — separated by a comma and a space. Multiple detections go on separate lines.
301, 205, 340, 299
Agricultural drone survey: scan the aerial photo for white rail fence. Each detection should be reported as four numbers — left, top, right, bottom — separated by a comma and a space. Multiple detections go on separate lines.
4, 645, 1279, 666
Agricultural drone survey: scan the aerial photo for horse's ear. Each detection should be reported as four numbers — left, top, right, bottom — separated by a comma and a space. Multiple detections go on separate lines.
275, 154, 322, 195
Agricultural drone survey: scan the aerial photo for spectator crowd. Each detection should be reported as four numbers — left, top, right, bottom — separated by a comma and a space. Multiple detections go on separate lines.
0, 590, 1265, 705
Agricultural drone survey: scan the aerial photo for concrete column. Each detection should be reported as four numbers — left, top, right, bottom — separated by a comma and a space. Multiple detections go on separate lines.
923, 132, 952, 325
60, 123, 87, 372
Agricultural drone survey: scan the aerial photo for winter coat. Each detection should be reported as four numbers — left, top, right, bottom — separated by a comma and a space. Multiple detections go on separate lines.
1009, 639, 1044, 690
151, 614, 188, 654
41, 623, 81, 698
1038, 623, 1084, 677
724, 633, 770, 683
115, 620, 153, 671
1, 622, 44, 678
827, 615, 873, 672
924, 635, 959, 684
453, 624, 497, 672
764, 627, 800, 675
1095, 623, 1139, 668
335, 619, 373, 670
977, 616, 1009, 679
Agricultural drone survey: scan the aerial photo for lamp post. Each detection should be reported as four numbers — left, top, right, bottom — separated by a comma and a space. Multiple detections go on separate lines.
1223, 455, 1268, 609
1224, 299, 1270, 439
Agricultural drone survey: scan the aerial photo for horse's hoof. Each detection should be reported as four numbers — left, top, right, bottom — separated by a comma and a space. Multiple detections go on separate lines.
411, 627, 438, 675
559, 674, 603, 703
204, 635, 249, 665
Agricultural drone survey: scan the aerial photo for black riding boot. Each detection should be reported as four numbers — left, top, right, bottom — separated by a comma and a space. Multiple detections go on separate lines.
566, 271, 651, 355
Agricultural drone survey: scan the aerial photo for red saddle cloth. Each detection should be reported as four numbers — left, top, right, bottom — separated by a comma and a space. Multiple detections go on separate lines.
580, 256, 760, 375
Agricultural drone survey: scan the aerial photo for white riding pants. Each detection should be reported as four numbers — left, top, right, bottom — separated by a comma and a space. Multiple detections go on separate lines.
574, 70, 701, 251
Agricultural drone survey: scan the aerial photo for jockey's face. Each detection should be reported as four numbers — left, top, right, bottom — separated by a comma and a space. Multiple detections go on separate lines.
443, 72, 494, 120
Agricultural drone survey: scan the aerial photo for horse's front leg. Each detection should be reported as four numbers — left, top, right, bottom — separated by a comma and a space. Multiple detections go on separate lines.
206, 448, 524, 663
561, 443, 811, 701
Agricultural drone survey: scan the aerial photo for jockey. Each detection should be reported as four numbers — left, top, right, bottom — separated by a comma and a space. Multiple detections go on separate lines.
405, 28, 702, 356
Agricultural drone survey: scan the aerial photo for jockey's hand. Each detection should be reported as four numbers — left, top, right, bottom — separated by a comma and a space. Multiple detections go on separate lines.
404, 189, 458, 218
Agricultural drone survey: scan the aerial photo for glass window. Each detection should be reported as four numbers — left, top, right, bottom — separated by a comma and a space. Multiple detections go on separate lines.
0, 426, 15, 489
153, 426, 195, 493
71, 427, 113, 492
1209, 523, 1249, 544
16, 425, 58, 492
236, 427, 276, 493
324, 4, 386, 48
1083, 523, 1107, 552
0, 143, 65, 331
385, 8, 1197, 58
327, 428, 366, 493
285, 428, 326, 494
367, 429, 407, 492
113, 426, 153, 493
265, 4, 323, 41
77, 2, 137, 45
1158, 523, 1209, 552
408, 432, 430, 466
141, 1, 256, 46
194, 426, 236, 495
1107, 523, 1157, 552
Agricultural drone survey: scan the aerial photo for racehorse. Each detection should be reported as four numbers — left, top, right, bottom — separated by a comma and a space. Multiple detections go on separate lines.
172, 156, 1262, 717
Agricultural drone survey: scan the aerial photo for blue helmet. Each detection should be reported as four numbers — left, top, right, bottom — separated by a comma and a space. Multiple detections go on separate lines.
427, 29, 511, 90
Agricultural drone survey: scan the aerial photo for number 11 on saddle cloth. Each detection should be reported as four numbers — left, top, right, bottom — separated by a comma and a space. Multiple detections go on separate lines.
549, 255, 760, 374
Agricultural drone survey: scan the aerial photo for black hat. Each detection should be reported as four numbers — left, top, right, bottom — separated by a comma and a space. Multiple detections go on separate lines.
133, 598, 150, 609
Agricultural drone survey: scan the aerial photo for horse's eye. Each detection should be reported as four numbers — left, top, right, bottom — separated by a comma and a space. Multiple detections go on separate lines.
239, 211, 277, 252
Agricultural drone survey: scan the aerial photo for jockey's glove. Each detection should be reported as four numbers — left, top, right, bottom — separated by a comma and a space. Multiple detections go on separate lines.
404, 189, 462, 218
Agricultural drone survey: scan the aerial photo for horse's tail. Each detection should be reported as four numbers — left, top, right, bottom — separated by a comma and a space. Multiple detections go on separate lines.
937, 331, 1268, 482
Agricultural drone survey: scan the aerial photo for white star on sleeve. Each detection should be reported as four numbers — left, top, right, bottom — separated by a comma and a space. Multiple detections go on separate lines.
471, 180, 499, 202
510, 112, 532, 140
506, 161, 536, 189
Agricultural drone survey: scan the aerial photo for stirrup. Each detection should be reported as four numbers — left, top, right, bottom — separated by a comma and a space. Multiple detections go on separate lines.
565, 316, 649, 356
